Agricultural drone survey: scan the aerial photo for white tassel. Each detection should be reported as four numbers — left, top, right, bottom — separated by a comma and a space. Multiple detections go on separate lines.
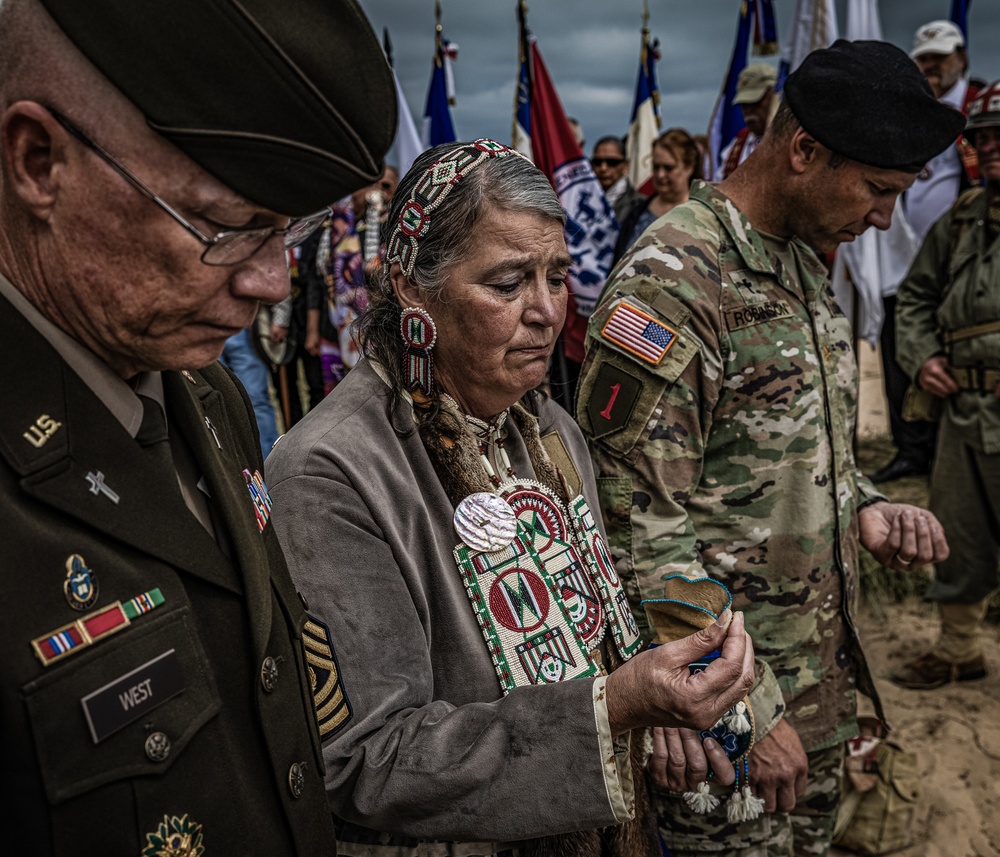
739, 785, 765, 820
726, 788, 745, 823
683, 781, 720, 814
723, 701, 752, 735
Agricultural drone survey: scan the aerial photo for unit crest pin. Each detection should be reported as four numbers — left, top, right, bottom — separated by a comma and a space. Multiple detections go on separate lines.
63, 553, 98, 611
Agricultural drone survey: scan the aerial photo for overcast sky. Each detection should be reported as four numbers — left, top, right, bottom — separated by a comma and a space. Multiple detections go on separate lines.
357, 0, 1000, 159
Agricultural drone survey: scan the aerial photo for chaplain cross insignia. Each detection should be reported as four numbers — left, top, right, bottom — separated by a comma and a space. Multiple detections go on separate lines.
86, 470, 120, 505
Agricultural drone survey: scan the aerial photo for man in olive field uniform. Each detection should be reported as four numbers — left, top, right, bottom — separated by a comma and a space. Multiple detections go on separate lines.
0, 0, 395, 852
892, 81, 1000, 691
577, 41, 954, 857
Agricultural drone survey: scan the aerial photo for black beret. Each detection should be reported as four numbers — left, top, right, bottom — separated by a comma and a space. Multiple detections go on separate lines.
40, 0, 397, 216
783, 40, 966, 173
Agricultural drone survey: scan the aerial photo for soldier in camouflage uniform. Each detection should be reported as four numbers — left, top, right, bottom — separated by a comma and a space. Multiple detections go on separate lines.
577, 42, 956, 856
892, 81, 1000, 691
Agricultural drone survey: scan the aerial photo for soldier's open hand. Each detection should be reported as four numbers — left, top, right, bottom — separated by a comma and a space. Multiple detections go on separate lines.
859, 502, 949, 570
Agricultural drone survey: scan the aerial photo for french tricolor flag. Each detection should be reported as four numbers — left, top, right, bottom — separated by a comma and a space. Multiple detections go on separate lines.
626, 20, 661, 197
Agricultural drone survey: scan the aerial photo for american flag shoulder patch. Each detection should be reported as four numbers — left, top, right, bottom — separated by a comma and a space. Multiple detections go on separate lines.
600, 301, 678, 366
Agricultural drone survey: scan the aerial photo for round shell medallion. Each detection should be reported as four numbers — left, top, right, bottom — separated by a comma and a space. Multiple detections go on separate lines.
454, 492, 518, 552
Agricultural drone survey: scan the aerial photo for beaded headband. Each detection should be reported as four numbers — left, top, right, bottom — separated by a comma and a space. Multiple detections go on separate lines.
385, 138, 527, 277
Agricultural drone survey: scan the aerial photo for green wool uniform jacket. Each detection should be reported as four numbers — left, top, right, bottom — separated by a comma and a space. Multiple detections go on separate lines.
0, 293, 336, 855
897, 190, 1000, 454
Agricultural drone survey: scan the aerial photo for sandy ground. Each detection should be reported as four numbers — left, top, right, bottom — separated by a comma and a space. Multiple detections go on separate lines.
830, 344, 1000, 857
831, 602, 1000, 857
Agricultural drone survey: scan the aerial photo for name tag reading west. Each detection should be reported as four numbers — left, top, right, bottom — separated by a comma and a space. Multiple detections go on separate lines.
80, 649, 183, 744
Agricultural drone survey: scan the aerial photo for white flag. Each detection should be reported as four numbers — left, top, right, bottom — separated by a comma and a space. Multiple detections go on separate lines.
781, 0, 839, 73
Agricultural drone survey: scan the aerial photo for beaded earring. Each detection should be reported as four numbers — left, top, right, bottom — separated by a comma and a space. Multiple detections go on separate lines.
400, 306, 438, 396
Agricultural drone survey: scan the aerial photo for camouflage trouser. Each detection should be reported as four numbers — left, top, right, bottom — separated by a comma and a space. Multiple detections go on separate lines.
655, 744, 845, 857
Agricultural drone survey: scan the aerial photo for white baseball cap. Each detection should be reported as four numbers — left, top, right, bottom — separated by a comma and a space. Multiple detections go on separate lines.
910, 20, 965, 59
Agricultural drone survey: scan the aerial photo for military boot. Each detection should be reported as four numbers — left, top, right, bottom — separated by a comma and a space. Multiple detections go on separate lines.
890, 651, 988, 689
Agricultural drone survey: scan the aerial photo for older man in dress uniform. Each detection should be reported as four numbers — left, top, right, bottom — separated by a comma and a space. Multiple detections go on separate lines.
0, 0, 394, 853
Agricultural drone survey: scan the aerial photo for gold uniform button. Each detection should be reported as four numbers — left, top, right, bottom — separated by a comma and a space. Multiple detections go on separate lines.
145, 731, 171, 762
261, 656, 279, 693
288, 762, 306, 799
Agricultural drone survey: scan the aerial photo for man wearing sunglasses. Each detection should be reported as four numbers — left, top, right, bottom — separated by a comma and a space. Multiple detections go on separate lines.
592, 136, 644, 225
0, 0, 395, 853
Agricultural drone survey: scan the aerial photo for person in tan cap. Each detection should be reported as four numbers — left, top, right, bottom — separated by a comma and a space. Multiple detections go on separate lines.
0, 0, 395, 853
713, 63, 778, 181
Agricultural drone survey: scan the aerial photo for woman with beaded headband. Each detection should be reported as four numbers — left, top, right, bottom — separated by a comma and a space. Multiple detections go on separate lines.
266, 140, 754, 856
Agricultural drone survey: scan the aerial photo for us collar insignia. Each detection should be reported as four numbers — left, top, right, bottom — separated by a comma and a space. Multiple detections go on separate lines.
243, 469, 272, 533
23, 413, 62, 449
31, 588, 164, 667
64, 554, 98, 611
142, 814, 204, 857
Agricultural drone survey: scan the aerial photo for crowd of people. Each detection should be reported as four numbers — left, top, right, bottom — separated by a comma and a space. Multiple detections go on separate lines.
2, 1, 996, 856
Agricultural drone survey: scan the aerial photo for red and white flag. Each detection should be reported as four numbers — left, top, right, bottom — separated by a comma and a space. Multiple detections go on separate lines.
515, 23, 618, 363
627, 14, 661, 197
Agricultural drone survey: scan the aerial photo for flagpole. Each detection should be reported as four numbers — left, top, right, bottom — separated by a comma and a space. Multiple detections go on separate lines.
435, 0, 443, 67
512, 0, 531, 152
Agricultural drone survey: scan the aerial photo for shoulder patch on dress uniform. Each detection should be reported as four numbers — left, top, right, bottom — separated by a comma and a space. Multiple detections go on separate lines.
302, 615, 352, 741
585, 363, 643, 441
600, 300, 679, 366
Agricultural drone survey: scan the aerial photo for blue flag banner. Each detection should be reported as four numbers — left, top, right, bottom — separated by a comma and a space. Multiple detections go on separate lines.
708, 1, 753, 176
753, 0, 779, 54
950, 0, 971, 41
423, 56, 457, 147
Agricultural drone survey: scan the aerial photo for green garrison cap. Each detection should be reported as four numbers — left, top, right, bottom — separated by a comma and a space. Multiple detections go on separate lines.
783, 40, 966, 173
40, 0, 397, 216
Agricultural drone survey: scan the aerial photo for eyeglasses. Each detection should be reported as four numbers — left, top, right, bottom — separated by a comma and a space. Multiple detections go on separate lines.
49, 110, 330, 266
591, 157, 625, 168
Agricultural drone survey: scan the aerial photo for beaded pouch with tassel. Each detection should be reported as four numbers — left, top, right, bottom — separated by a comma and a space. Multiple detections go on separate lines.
643, 575, 765, 823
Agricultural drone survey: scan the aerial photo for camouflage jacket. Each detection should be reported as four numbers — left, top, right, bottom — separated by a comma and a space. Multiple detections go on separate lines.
577, 182, 884, 752
897, 188, 1000, 454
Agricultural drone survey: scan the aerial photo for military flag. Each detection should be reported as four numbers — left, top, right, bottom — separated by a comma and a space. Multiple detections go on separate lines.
513, 1, 619, 392
512, 2, 533, 160
422, 1, 457, 147
626, 3, 661, 197
752, 0, 779, 54
707, 1, 753, 178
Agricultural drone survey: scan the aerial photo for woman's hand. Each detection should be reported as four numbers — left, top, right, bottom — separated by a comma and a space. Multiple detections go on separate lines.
605, 610, 754, 736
